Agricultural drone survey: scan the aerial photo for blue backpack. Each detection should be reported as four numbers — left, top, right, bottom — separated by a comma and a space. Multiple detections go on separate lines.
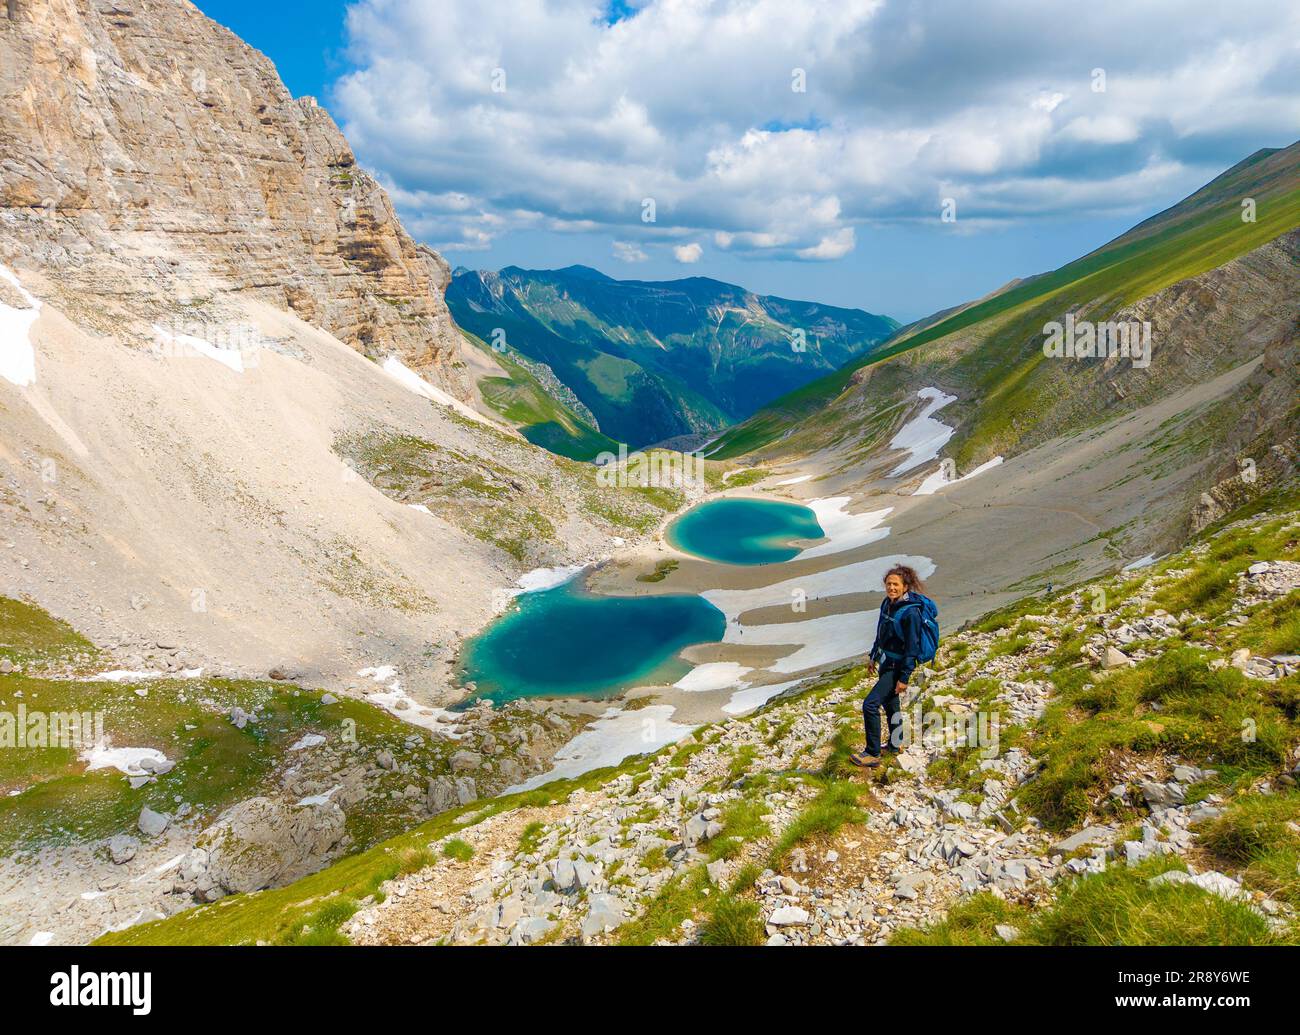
880, 593, 940, 665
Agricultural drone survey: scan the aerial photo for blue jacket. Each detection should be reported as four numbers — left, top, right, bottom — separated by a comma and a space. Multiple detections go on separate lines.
870, 593, 922, 683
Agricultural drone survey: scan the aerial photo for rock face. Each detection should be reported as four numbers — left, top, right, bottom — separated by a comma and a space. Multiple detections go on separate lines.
178, 796, 346, 900
0, 0, 460, 381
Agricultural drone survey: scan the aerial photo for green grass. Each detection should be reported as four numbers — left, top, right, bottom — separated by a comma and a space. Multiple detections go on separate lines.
441, 838, 474, 862
0, 596, 98, 670
698, 892, 765, 946
1030, 857, 1279, 945
636, 559, 679, 584
988, 634, 1033, 658
616, 866, 711, 945
0, 667, 470, 854
1229, 591, 1300, 657
705, 796, 770, 862
891, 892, 1030, 946
1018, 649, 1297, 831
1153, 512, 1300, 622
720, 467, 772, 489
472, 339, 620, 462
895, 857, 1281, 945
768, 780, 868, 868
518, 820, 546, 855
1196, 791, 1300, 906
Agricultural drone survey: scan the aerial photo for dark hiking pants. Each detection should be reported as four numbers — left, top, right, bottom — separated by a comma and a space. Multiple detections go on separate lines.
862, 666, 903, 757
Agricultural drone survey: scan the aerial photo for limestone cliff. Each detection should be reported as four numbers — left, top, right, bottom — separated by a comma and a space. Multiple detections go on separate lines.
0, 0, 461, 383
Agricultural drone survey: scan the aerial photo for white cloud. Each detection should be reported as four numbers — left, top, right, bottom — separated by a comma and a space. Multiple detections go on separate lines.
796, 227, 855, 260
673, 242, 703, 263
612, 240, 649, 262
334, 0, 1300, 259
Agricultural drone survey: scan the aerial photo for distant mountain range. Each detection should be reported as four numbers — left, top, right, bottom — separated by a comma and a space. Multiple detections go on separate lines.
447, 265, 897, 452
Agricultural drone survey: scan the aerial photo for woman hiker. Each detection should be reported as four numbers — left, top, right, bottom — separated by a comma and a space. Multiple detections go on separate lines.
851, 565, 926, 768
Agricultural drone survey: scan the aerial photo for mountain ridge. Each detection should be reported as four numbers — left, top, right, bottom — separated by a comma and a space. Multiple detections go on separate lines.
448, 263, 899, 450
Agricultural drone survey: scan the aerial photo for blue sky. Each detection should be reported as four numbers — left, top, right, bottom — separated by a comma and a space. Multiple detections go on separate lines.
194, 1, 1299, 323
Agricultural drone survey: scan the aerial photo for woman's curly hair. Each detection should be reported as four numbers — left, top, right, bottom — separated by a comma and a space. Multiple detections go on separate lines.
883, 564, 925, 592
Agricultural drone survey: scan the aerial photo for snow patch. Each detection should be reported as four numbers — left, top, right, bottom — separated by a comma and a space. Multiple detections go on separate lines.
674, 661, 752, 693
1123, 553, 1166, 571
86, 668, 203, 683
702, 552, 936, 620
381, 355, 492, 425
505, 705, 696, 793
723, 678, 806, 716
131, 854, 186, 883
700, 554, 936, 676
720, 610, 875, 674
79, 743, 169, 776
913, 455, 1004, 496
774, 473, 813, 486
152, 323, 249, 373
889, 387, 957, 475
289, 733, 326, 751
358, 664, 399, 688
296, 784, 341, 807
491, 564, 586, 613
356, 667, 463, 737
516, 564, 585, 594
0, 264, 40, 387
798, 499, 892, 560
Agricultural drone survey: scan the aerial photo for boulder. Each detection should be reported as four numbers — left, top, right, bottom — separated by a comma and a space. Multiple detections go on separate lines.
426, 776, 458, 814
581, 893, 627, 940
767, 905, 810, 926
137, 807, 170, 838
454, 776, 477, 805
1052, 825, 1113, 855
1103, 646, 1130, 669
179, 796, 345, 897
1140, 780, 1186, 809
107, 834, 139, 864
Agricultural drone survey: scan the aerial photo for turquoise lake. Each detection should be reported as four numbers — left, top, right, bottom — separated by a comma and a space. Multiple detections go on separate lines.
666, 497, 825, 565
458, 579, 726, 706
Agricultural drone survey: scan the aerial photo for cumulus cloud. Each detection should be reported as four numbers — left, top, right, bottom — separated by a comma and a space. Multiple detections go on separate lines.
673, 242, 704, 263
333, 0, 1300, 260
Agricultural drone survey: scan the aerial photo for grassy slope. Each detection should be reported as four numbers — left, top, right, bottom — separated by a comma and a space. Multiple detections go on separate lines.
460, 330, 620, 462
708, 142, 1300, 461
0, 598, 515, 857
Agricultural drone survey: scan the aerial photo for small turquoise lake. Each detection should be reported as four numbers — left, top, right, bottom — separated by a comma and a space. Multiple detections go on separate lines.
458, 579, 726, 706
666, 497, 824, 565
